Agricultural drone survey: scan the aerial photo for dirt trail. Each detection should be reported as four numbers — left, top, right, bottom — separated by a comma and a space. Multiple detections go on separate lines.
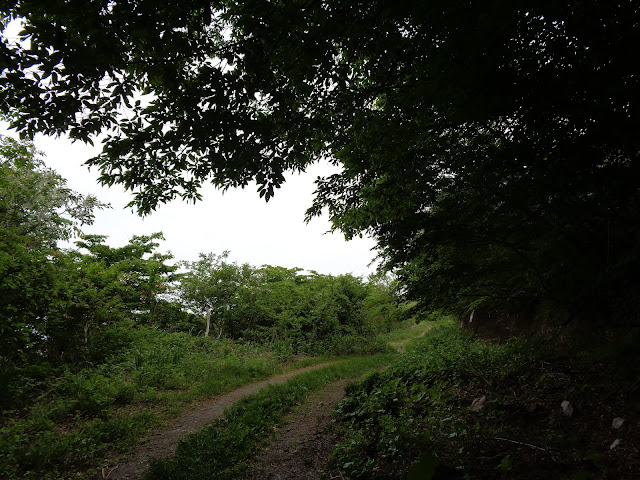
389, 323, 432, 353
104, 361, 342, 480
242, 378, 352, 480
105, 326, 432, 480
243, 325, 433, 479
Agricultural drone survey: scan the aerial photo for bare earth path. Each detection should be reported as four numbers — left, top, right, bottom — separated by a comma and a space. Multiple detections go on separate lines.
243, 324, 433, 479
105, 361, 342, 480
242, 378, 353, 480
105, 325, 432, 480
389, 322, 432, 353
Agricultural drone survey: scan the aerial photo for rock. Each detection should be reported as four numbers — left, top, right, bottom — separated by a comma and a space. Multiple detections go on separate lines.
612, 417, 625, 429
610, 439, 621, 450
561, 400, 573, 417
470, 395, 487, 411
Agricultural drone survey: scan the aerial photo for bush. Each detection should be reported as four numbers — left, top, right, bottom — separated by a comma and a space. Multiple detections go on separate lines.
0, 326, 284, 479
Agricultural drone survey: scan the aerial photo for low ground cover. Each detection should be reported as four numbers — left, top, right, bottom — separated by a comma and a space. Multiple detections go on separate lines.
0, 327, 334, 480
0, 284, 410, 480
331, 319, 640, 479
143, 353, 394, 480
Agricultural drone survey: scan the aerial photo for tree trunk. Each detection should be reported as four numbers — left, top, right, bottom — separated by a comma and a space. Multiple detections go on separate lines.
216, 320, 223, 339
204, 307, 211, 337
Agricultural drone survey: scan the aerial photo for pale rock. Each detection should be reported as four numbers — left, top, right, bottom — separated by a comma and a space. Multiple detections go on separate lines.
470, 395, 487, 411
612, 417, 625, 429
561, 400, 573, 417
610, 439, 621, 450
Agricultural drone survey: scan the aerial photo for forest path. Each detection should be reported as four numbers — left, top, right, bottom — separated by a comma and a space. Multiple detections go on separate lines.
388, 321, 433, 353
105, 360, 343, 480
242, 324, 433, 479
106, 325, 432, 480
241, 377, 353, 480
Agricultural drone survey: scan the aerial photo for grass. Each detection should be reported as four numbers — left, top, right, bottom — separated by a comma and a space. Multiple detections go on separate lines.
0, 318, 430, 480
144, 353, 393, 480
330, 319, 640, 479
381, 318, 433, 344
0, 327, 337, 480
382, 319, 436, 355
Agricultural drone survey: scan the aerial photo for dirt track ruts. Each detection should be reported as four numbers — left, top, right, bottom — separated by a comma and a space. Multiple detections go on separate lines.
104, 360, 343, 480
105, 326, 431, 479
242, 378, 353, 480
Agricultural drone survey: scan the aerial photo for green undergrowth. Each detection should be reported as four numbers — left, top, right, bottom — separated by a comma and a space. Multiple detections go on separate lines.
383, 319, 433, 344
144, 353, 393, 480
0, 327, 335, 480
331, 320, 640, 479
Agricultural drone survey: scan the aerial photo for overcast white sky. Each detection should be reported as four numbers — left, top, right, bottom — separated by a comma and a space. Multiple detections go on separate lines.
0, 20, 377, 277
25, 133, 378, 277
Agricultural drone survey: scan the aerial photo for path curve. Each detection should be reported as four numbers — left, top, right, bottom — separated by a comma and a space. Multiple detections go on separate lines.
244, 326, 434, 479
389, 323, 432, 353
104, 360, 343, 480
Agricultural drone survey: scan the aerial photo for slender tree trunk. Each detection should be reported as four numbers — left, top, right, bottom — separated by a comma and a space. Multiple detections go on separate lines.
204, 308, 211, 337
216, 320, 223, 339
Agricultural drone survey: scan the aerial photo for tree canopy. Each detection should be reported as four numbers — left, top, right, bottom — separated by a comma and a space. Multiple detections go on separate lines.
2, 1, 639, 322
0, 134, 107, 360
178, 253, 402, 349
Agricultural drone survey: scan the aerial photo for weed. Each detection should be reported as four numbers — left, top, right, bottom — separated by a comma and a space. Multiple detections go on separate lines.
331, 319, 640, 479
0, 327, 298, 479
144, 354, 392, 480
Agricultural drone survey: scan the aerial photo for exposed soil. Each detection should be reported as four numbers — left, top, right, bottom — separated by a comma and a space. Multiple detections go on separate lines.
104, 329, 429, 480
242, 378, 352, 480
104, 361, 342, 480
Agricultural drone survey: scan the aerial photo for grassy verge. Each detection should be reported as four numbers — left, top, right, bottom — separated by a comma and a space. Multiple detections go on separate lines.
144, 353, 393, 480
384, 319, 434, 352
331, 319, 640, 479
383, 319, 432, 343
0, 328, 337, 480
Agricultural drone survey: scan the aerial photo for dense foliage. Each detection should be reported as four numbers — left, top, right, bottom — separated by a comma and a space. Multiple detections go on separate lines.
179, 254, 401, 353
0, 328, 290, 480
2, 1, 639, 324
2, 4, 639, 475
0, 136, 405, 479
0, 135, 106, 366
0, 133, 400, 368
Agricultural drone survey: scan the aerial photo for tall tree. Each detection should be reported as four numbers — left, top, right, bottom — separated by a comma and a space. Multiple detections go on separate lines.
74, 232, 177, 319
178, 252, 243, 338
2, 1, 639, 321
44, 233, 177, 362
0, 134, 106, 362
